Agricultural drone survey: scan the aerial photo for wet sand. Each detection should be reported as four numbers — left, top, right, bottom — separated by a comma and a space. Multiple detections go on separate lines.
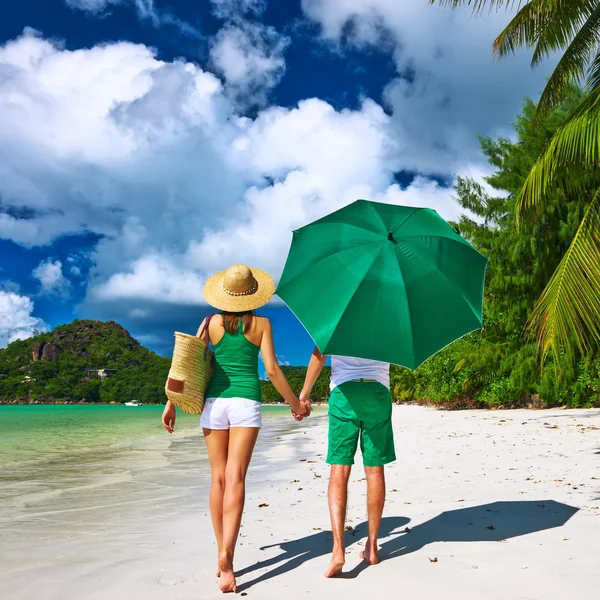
2, 405, 599, 600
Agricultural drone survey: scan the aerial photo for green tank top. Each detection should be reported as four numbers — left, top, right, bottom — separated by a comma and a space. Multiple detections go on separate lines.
205, 317, 262, 402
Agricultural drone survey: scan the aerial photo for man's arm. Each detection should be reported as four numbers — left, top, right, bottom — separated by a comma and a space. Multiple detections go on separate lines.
300, 347, 328, 401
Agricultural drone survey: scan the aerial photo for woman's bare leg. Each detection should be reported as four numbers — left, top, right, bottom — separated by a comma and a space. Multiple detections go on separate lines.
203, 428, 229, 577
218, 427, 259, 593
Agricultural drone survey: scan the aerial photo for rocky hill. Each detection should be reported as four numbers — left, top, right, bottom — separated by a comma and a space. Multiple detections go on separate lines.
0, 320, 171, 404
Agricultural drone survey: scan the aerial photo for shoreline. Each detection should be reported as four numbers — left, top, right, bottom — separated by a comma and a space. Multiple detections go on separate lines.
0, 399, 294, 406
1, 398, 596, 410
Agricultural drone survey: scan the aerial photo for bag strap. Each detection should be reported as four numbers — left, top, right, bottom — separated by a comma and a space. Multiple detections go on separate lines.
198, 313, 215, 346
198, 314, 215, 364
197, 313, 215, 346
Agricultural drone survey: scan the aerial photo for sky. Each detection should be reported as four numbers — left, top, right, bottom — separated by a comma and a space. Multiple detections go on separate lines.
0, 0, 555, 365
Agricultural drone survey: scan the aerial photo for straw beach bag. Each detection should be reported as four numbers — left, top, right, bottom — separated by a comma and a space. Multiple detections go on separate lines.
165, 315, 214, 414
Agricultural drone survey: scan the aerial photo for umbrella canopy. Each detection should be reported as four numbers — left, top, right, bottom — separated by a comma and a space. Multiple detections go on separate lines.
276, 199, 487, 369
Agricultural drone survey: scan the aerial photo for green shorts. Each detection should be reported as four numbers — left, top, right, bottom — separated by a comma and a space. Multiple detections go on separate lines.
327, 381, 396, 467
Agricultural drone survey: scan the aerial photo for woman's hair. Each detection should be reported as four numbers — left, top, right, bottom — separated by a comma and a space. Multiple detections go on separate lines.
222, 311, 254, 335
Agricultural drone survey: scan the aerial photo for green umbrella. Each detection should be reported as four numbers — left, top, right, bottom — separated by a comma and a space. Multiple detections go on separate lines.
276, 200, 487, 369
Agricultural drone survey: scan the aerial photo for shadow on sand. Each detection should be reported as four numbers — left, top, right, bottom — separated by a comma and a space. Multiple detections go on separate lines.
237, 500, 578, 590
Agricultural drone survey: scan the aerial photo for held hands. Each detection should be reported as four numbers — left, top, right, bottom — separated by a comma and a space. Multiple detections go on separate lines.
292, 392, 312, 421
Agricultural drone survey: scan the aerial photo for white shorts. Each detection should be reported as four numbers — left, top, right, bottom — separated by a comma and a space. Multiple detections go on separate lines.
201, 397, 262, 430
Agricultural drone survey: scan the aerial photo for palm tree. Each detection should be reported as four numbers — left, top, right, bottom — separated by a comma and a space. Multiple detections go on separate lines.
431, 0, 600, 366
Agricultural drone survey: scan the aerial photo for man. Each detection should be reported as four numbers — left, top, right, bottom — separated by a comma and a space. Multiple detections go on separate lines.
299, 348, 395, 577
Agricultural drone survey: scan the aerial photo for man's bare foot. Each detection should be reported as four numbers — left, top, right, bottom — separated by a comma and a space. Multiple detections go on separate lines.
359, 541, 379, 565
217, 550, 237, 593
323, 553, 345, 578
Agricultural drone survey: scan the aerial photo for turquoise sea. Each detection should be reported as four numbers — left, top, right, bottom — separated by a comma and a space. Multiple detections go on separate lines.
0, 404, 306, 575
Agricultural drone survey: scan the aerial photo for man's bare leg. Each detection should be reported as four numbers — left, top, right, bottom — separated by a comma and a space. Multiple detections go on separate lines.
360, 465, 385, 565
324, 464, 352, 578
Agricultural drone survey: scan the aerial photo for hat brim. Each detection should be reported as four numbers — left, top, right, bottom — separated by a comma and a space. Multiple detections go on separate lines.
203, 267, 275, 312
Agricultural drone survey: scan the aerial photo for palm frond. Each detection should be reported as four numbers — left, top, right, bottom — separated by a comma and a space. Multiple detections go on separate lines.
489, 1, 598, 118
534, 5, 600, 119
517, 86, 600, 218
586, 49, 600, 92
493, 0, 578, 57
526, 188, 600, 364
529, 2, 598, 66
429, 0, 524, 14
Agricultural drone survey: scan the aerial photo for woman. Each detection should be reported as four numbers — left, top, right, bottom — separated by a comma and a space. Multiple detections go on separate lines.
162, 264, 310, 593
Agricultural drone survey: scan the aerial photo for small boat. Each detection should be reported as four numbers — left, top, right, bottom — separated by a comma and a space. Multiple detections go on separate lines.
124, 401, 143, 407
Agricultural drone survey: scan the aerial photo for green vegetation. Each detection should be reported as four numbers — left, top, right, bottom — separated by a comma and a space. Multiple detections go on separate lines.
261, 366, 331, 403
429, 2, 600, 378
0, 320, 171, 404
391, 85, 600, 408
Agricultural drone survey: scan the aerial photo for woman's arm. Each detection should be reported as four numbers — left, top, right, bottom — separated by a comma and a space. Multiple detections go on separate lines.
300, 347, 327, 401
260, 319, 305, 415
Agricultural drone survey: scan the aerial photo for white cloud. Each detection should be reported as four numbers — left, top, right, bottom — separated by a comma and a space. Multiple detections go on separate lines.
0, 291, 48, 347
66, 0, 158, 24
65, 0, 203, 38
32, 259, 71, 297
211, 0, 266, 19
0, 30, 247, 249
277, 354, 291, 367
0, 280, 21, 294
89, 253, 206, 304
210, 22, 288, 108
300, 0, 557, 172
66, 0, 119, 11
0, 17, 551, 322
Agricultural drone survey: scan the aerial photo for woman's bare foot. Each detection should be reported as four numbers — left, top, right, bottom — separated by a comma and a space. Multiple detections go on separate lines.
323, 552, 345, 578
359, 541, 379, 565
217, 550, 236, 593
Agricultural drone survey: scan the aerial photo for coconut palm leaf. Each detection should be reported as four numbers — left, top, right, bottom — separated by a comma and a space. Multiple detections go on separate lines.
528, 2, 598, 68
430, 0, 523, 13
516, 88, 600, 361
517, 86, 600, 216
586, 49, 600, 91
491, 0, 594, 61
526, 188, 600, 363
527, 3, 600, 119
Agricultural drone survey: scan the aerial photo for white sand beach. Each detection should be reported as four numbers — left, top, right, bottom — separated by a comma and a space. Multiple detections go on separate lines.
2, 405, 599, 600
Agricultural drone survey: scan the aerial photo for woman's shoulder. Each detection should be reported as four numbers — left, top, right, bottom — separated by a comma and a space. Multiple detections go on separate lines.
200, 313, 222, 330
253, 315, 271, 331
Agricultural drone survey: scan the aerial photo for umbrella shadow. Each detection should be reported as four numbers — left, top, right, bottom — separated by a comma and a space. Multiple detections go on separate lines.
343, 500, 578, 578
238, 500, 577, 589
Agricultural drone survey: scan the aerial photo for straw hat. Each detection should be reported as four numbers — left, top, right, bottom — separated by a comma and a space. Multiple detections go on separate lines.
203, 264, 275, 312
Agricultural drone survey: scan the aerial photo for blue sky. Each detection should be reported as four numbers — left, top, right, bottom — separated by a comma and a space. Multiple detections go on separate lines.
0, 0, 554, 364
